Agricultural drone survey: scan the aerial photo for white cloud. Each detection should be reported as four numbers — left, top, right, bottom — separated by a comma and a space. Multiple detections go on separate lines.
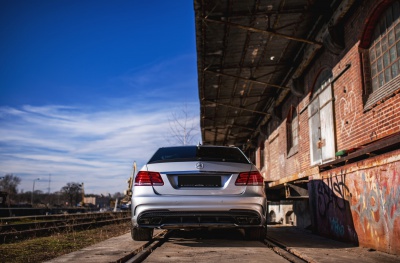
0, 54, 201, 195
0, 101, 201, 194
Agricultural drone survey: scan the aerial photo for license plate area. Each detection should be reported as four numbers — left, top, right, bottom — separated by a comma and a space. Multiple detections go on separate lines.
178, 176, 221, 187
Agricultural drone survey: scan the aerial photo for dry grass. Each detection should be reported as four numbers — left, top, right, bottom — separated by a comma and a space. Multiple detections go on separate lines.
0, 221, 131, 263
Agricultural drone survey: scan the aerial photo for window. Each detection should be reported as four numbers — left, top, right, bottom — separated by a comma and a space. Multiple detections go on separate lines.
148, 146, 250, 164
308, 69, 336, 166
287, 107, 299, 157
361, 1, 400, 110
370, 2, 400, 90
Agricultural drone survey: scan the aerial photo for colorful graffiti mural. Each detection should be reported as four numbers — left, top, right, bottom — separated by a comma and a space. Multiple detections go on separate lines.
348, 163, 400, 254
310, 171, 358, 244
310, 156, 400, 254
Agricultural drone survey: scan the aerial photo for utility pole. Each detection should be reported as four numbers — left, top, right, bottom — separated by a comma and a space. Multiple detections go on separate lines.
31, 178, 40, 206
80, 182, 85, 206
48, 174, 51, 194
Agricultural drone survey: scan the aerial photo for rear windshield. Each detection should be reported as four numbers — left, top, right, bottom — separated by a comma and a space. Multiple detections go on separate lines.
148, 146, 250, 164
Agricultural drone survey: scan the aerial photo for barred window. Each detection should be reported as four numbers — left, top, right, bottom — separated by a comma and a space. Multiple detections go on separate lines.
369, 2, 400, 91
362, 1, 400, 110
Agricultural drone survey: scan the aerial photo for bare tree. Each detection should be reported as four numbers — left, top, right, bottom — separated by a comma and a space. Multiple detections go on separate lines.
0, 174, 21, 205
167, 104, 200, 145
61, 182, 83, 207
0, 174, 21, 195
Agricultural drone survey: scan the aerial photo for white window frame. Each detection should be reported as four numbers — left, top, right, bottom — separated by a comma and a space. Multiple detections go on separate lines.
308, 78, 336, 166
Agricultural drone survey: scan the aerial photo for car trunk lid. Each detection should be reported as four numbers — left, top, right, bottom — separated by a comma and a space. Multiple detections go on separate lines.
145, 162, 255, 196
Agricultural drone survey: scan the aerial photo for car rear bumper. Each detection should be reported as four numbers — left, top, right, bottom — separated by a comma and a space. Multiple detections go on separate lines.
131, 196, 267, 229
134, 209, 265, 229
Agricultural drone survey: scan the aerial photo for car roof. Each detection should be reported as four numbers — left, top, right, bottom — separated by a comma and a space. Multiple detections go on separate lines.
157, 145, 237, 149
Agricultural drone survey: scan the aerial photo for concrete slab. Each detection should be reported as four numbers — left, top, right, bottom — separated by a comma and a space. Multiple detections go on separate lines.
145, 239, 290, 263
44, 233, 136, 263
44, 230, 163, 263
267, 226, 400, 263
44, 226, 400, 263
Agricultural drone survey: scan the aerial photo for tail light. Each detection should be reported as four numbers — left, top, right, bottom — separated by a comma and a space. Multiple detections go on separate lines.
235, 171, 264, 186
134, 171, 164, 186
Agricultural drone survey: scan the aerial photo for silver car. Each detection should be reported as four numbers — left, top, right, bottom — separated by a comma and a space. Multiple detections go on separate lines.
130, 145, 267, 241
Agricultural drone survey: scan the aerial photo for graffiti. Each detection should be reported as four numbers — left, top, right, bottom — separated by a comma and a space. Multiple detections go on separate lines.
314, 160, 400, 252
314, 170, 359, 243
347, 225, 358, 242
316, 171, 350, 218
339, 86, 357, 137
351, 171, 400, 233
329, 217, 345, 237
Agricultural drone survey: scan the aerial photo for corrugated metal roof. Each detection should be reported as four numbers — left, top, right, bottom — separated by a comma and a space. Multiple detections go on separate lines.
194, 0, 350, 148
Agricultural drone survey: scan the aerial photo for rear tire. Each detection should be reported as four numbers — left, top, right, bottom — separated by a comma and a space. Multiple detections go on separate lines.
131, 227, 153, 241
245, 227, 266, 240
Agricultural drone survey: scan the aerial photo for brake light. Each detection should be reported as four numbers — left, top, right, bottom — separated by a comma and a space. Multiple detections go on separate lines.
235, 171, 264, 186
134, 171, 164, 186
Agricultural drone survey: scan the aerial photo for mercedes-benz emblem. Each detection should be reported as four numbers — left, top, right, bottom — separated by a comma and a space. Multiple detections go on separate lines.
195, 162, 204, 169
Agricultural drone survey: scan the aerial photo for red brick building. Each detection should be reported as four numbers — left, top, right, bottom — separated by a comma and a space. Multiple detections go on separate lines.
195, 0, 399, 254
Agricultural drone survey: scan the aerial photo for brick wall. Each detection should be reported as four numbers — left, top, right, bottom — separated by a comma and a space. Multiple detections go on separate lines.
267, 129, 282, 181
261, 0, 400, 254
261, 0, 400, 182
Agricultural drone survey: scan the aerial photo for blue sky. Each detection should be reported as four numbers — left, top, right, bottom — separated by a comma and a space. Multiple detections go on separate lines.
0, 1, 201, 195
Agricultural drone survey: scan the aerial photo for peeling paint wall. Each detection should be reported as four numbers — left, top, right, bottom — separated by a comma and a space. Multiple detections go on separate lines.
348, 161, 400, 254
309, 150, 400, 254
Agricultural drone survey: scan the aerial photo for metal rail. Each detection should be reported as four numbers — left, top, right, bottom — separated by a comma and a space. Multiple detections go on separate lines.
0, 211, 130, 243
0, 211, 128, 225
116, 230, 313, 263
264, 236, 312, 263
121, 230, 171, 263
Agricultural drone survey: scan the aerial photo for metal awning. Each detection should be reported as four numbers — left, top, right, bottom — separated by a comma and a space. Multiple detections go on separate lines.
194, 0, 354, 149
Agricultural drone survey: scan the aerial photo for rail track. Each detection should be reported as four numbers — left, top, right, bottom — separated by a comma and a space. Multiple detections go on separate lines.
0, 211, 130, 243
264, 236, 311, 263
114, 229, 310, 263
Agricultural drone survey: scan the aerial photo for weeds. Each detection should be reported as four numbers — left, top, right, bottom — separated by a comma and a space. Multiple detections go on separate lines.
0, 221, 130, 263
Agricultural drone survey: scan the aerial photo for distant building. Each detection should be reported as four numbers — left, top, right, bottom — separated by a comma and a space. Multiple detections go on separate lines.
84, 195, 110, 208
